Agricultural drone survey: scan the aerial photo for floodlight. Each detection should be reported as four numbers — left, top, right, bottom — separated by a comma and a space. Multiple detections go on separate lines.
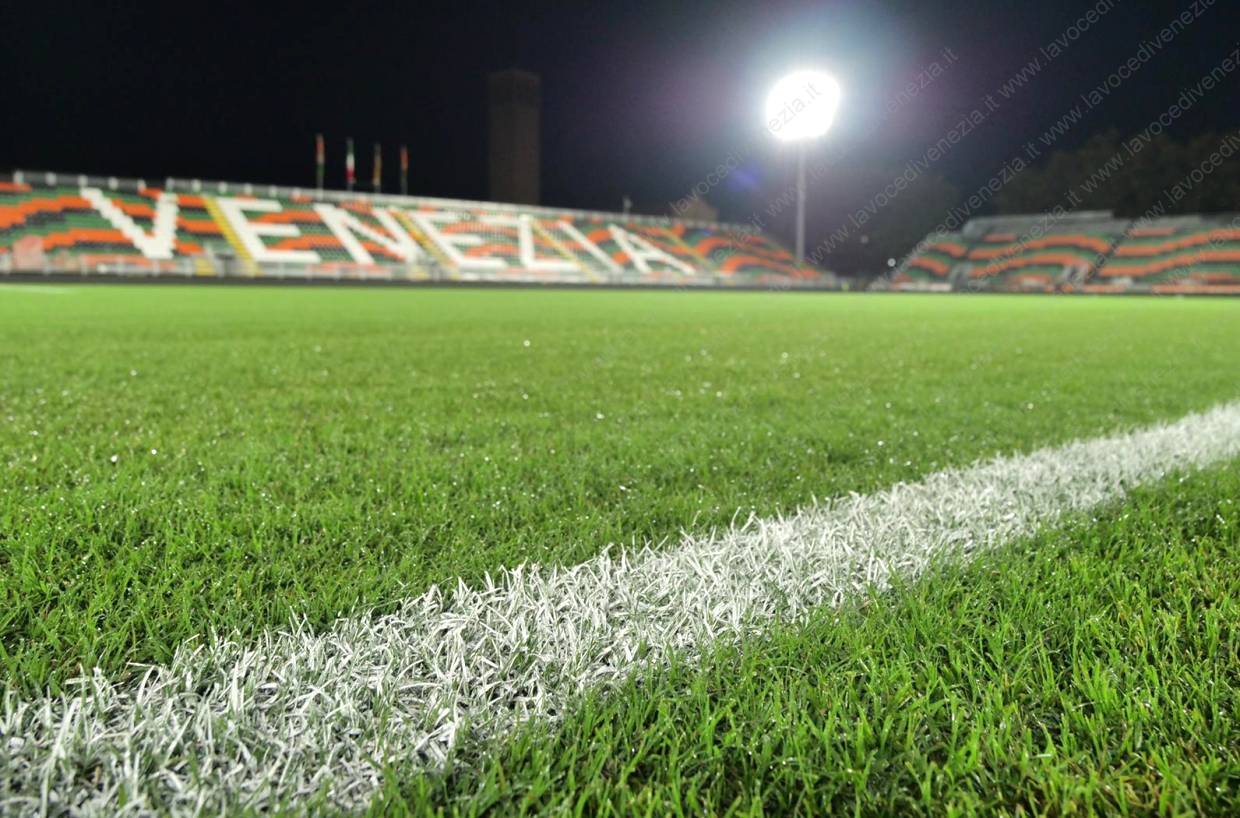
765, 71, 841, 142
764, 70, 841, 264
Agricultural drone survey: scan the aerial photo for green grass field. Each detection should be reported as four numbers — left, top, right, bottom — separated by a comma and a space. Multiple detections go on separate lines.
385, 463, 1240, 817
2, 285, 1238, 815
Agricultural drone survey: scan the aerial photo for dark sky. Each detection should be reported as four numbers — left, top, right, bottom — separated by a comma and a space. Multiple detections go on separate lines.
4, 0, 1238, 223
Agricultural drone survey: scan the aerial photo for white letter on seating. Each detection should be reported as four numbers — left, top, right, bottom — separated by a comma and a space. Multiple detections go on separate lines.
314, 204, 423, 265
81, 188, 179, 260
213, 198, 321, 265
405, 211, 506, 270
482, 214, 578, 273
608, 225, 695, 275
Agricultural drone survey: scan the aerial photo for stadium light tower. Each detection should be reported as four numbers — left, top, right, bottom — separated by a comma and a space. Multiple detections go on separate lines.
765, 70, 841, 264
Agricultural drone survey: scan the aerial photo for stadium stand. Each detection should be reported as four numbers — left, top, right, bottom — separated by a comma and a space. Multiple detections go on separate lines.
0, 173, 832, 288
960, 213, 1129, 293
1093, 216, 1240, 294
890, 233, 968, 291
678, 225, 817, 285
892, 210, 1240, 295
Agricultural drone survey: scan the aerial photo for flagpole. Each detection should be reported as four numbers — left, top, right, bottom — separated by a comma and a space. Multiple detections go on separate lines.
346, 138, 356, 193
315, 134, 325, 192
372, 143, 382, 194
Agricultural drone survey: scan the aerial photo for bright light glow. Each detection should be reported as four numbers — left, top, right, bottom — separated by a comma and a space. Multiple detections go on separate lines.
765, 70, 841, 142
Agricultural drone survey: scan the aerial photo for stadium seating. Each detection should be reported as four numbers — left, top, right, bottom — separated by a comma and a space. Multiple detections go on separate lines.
961, 217, 1128, 293
893, 211, 1240, 295
891, 233, 968, 291
678, 225, 822, 284
0, 174, 832, 287
1093, 217, 1240, 294
0, 181, 225, 274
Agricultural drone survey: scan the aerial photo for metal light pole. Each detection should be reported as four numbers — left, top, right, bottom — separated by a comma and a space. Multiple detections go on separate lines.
795, 142, 807, 264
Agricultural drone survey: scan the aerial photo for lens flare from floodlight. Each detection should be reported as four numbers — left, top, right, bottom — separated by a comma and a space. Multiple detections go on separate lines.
765, 70, 841, 142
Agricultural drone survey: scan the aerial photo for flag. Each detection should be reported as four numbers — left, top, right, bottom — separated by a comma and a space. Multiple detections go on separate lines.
346, 138, 356, 192
372, 143, 382, 193
399, 145, 409, 196
315, 134, 325, 191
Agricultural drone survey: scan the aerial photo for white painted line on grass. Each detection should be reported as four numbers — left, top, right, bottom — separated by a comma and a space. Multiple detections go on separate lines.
3, 402, 1240, 816
0, 284, 76, 295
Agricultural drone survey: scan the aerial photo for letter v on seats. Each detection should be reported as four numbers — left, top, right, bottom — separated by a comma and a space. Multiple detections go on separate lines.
81, 188, 180, 260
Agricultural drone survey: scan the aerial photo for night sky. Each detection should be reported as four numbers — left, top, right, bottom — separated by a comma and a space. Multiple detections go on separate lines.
4, 0, 1238, 227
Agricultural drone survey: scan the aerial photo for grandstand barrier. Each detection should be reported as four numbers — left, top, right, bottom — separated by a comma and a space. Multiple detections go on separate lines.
0, 172, 835, 289
892, 210, 1240, 295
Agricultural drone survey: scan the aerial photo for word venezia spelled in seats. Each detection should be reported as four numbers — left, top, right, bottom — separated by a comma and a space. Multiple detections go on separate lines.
0, 176, 824, 287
